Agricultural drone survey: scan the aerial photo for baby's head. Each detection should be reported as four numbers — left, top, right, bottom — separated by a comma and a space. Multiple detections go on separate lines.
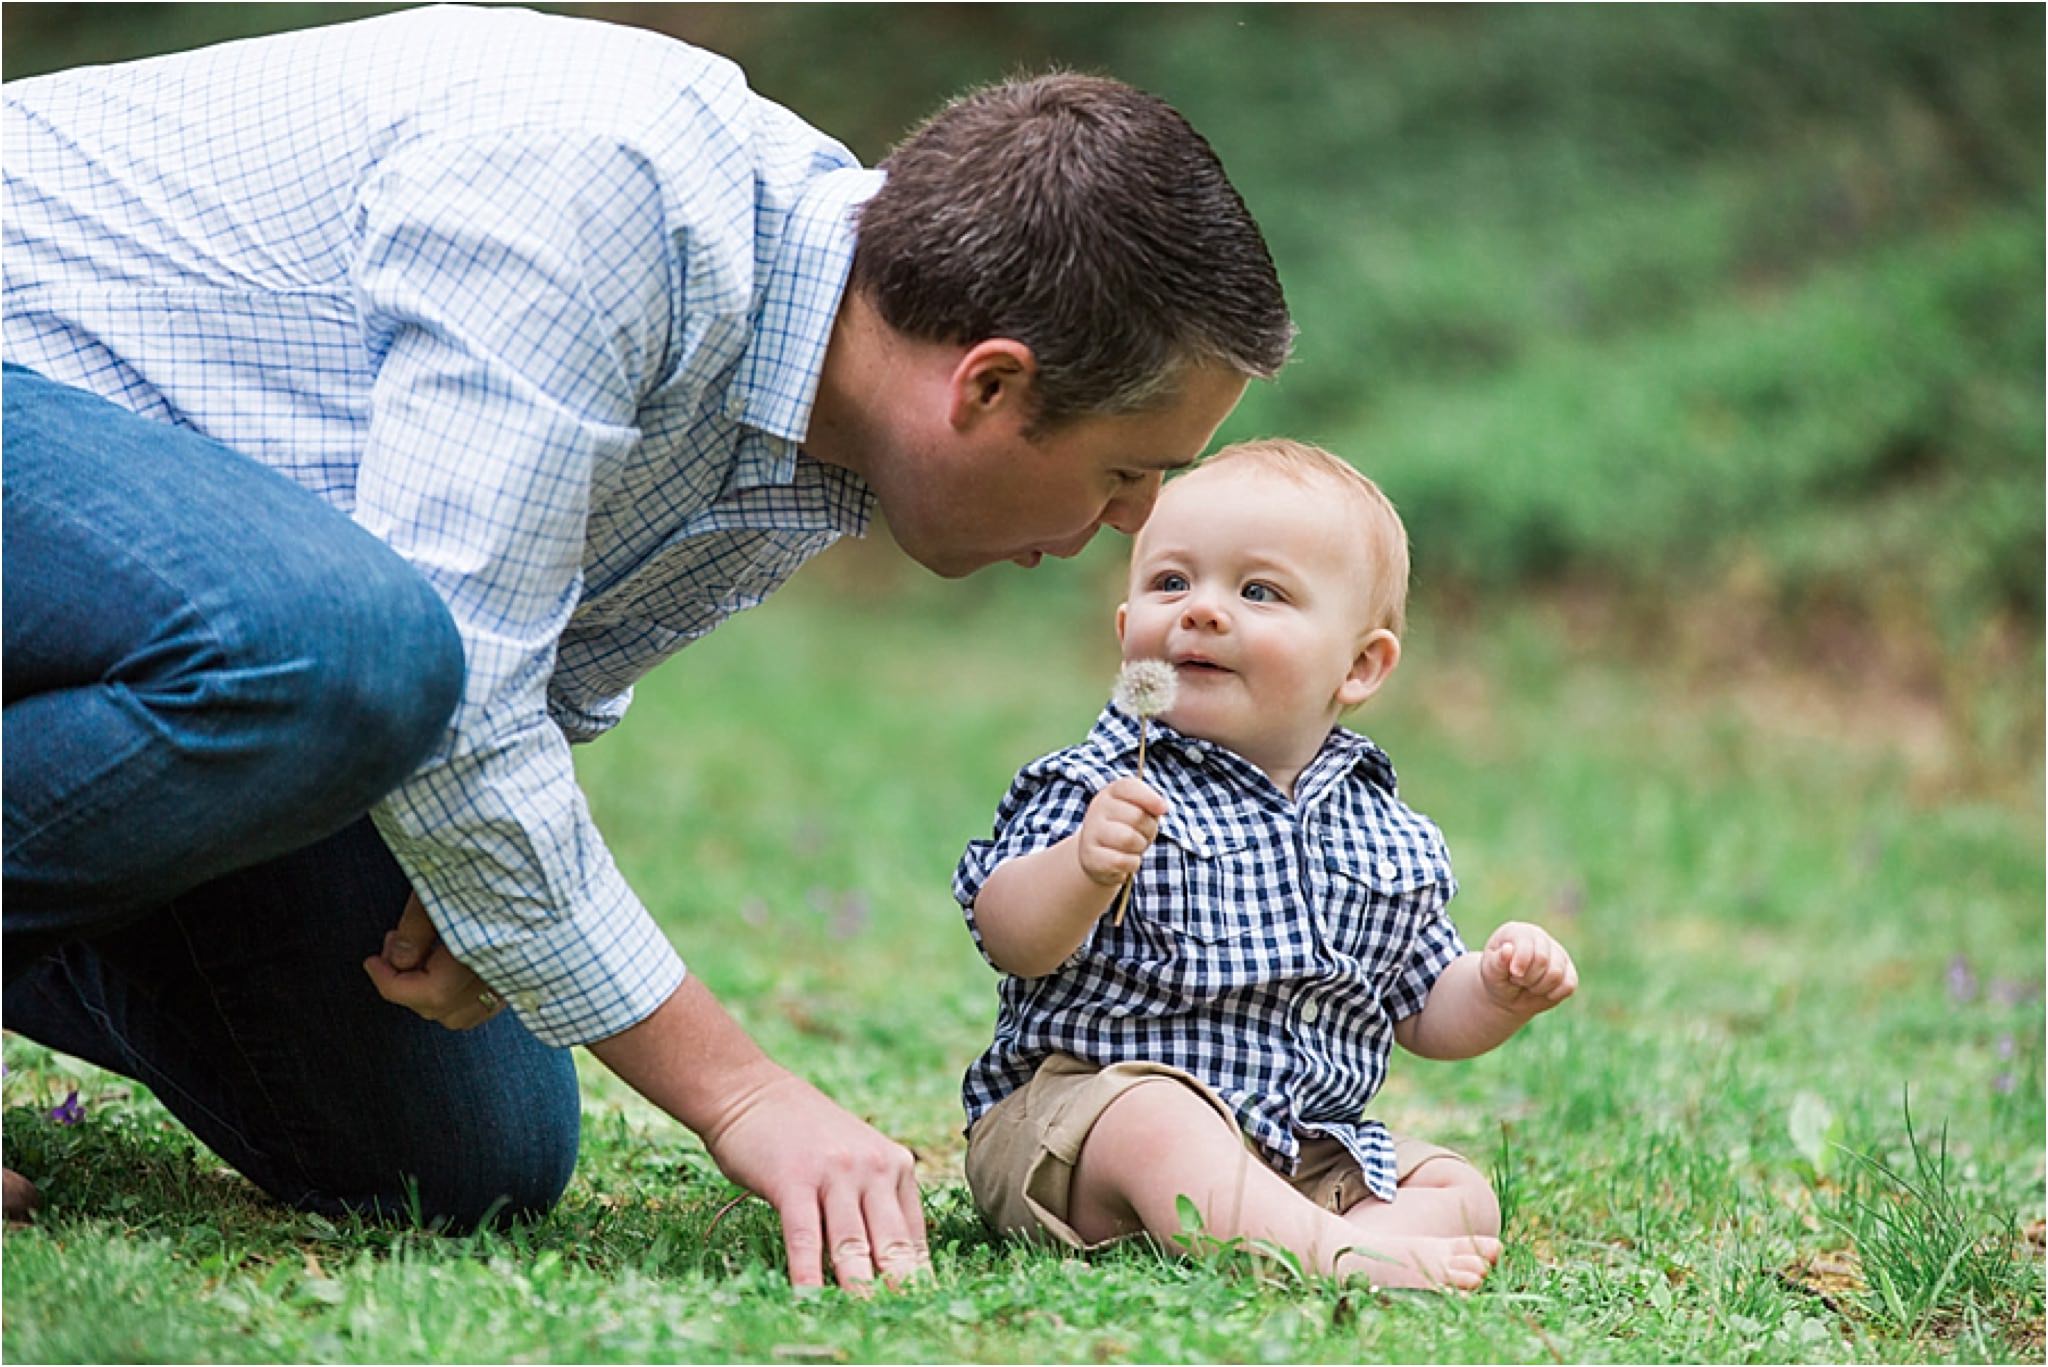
1117, 438, 1408, 780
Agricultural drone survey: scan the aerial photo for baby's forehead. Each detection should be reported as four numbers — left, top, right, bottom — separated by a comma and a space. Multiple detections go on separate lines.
1161, 457, 1361, 520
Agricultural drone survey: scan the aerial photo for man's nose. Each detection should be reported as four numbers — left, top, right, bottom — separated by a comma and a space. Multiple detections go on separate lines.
1101, 476, 1162, 536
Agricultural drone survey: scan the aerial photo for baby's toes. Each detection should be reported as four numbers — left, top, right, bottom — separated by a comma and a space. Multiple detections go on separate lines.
1470, 1235, 1503, 1264
1443, 1254, 1492, 1290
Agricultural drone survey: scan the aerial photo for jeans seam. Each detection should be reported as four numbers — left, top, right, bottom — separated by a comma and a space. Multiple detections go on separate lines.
63, 961, 306, 1200
166, 907, 322, 1204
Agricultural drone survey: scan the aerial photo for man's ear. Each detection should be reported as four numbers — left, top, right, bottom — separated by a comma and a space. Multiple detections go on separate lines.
1335, 629, 1401, 709
946, 339, 1037, 431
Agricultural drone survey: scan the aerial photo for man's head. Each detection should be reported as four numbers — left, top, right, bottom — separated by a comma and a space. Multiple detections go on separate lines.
851, 71, 1293, 431
809, 73, 1290, 578
1116, 439, 1409, 777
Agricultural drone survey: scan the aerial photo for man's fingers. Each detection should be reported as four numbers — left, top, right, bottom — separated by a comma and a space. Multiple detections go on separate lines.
779, 1199, 827, 1292
362, 953, 442, 1016
822, 1182, 876, 1293
388, 892, 438, 971
863, 1169, 932, 1286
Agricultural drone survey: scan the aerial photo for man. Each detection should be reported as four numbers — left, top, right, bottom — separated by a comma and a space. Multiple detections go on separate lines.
1, 6, 1291, 1289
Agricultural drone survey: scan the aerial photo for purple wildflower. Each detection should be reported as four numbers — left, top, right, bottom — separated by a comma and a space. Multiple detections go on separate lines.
1945, 954, 1979, 1004
1989, 979, 2042, 1007
48, 1089, 84, 1126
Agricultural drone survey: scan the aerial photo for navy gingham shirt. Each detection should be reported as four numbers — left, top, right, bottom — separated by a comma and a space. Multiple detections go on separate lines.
956, 703, 1467, 1202
4, 6, 879, 1046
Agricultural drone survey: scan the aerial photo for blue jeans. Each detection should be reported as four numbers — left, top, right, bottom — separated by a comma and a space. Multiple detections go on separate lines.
2, 365, 580, 1228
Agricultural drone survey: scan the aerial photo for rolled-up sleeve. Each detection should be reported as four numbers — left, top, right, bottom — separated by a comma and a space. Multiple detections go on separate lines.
350, 131, 685, 1047
1382, 872, 1465, 1022
954, 764, 1099, 968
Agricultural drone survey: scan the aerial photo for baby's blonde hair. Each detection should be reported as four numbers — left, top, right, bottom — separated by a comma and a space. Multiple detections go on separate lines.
1194, 438, 1410, 636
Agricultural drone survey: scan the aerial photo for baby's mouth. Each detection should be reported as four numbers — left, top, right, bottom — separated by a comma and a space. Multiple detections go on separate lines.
1173, 657, 1233, 676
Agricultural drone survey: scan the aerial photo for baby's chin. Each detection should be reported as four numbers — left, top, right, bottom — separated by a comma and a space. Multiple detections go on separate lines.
1157, 706, 1242, 753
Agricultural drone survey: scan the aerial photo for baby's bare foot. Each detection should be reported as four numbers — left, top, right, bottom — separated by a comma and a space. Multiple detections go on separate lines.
1337, 1233, 1502, 1291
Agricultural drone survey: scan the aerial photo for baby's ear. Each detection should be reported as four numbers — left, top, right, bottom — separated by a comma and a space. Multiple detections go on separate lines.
1115, 602, 1129, 646
1335, 629, 1401, 709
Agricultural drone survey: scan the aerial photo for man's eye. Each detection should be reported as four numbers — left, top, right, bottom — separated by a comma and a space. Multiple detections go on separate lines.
1242, 582, 1280, 604
1156, 573, 1189, 593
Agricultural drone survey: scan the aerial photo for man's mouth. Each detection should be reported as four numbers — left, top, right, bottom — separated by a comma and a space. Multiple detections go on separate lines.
1011, 551, 1043, 568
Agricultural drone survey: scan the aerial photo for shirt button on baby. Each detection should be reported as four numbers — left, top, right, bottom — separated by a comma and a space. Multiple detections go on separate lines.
1300, 999, 1322, 1025
1377, 859, 1398, 881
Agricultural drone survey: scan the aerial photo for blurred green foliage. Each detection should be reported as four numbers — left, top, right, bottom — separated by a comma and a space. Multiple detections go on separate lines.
6, 2, 2041, 638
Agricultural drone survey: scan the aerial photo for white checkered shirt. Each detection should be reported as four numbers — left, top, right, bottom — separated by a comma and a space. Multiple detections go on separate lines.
956, 703, 1467, 1202
3, 6, 881, 1047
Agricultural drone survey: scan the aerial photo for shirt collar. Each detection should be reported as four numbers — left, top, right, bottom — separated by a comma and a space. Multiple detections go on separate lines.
1088, 701, 1399, 798
727, 166, 884, 490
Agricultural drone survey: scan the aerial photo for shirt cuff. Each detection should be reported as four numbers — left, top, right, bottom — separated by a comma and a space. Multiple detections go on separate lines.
431, 857, 686, 1049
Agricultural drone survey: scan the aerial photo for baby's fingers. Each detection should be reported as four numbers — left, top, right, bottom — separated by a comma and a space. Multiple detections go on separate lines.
1101, 776, 1169, 817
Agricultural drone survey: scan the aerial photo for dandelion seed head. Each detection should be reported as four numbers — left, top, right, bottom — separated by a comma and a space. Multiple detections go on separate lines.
1114, 659, 1178, 718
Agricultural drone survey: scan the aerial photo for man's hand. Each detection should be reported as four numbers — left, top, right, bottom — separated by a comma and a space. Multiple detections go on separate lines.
1077, 777, 1167, 887
1478, 921, 1578, 1017
361, 893, 507, 1030
697, 1066, 931, 1293
589, 977, 930, 1293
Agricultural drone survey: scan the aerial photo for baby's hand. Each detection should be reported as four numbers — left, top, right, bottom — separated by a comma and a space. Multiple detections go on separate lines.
1480, 922, 1578, 1017
1077, 777, 1168, 887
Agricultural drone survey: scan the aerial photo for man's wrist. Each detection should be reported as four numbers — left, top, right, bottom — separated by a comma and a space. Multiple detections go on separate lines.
587, 976, 786, 1140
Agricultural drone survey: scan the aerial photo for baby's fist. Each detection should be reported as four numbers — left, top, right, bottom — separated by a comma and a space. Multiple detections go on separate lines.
1077, 777, 1167, 887
1480, 922, 1578, 1016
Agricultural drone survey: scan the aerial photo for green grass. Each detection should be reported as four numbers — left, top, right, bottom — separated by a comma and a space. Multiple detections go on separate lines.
5, 563, 2041, 1362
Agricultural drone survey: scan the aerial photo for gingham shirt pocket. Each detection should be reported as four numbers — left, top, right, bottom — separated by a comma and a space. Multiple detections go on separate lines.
1321, 836, 1449, 983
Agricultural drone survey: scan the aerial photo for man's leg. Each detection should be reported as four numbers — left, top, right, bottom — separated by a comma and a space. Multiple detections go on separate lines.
2, 363, 464, 961
1, 367, 573, 1226
4, 817, 581, 1230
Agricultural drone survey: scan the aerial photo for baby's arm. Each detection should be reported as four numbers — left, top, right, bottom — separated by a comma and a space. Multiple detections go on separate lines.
972, 778, 1167, 978
1393, 921, 1578, 1060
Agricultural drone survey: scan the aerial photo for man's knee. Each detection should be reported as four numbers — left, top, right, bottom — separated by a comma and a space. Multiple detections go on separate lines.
190, 547, 464, 808
302, 1040, 581, 1233
303, 560, 464, 790
402, 1121, 579, 1232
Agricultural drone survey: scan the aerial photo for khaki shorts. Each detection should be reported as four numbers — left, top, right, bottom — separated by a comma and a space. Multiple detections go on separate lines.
965, 1053, 1470, 1251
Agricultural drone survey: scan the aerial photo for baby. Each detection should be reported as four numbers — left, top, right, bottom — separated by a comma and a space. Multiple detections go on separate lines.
953, 438, 1577, 1290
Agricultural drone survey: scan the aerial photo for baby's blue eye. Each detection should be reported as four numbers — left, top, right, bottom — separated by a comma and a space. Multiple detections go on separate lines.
1157, 572, 1189, 593
1242, 582, 1280, 604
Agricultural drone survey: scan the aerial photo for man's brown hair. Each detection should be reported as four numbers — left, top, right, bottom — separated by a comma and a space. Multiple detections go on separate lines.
850, 72, 1293, 430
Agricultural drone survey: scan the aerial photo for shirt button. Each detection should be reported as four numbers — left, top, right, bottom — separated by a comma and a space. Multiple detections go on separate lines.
1300, 999, 1322, 1025
1377, 860, 1398, 881
514, 991, 541, 1013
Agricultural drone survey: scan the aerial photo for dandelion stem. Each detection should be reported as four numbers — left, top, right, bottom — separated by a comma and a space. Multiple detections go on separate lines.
1111, 718, 1152, 927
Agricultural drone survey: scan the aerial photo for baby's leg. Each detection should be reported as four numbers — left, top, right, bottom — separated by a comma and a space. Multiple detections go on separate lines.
1341, 1152, 1502, 1245
1066, 1080, 1497, 1290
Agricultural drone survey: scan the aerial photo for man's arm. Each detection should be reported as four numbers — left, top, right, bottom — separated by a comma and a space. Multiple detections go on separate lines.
973, 777, 1166, 977
1393, 921, 1578, 1060
350, 132, 926, 1290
